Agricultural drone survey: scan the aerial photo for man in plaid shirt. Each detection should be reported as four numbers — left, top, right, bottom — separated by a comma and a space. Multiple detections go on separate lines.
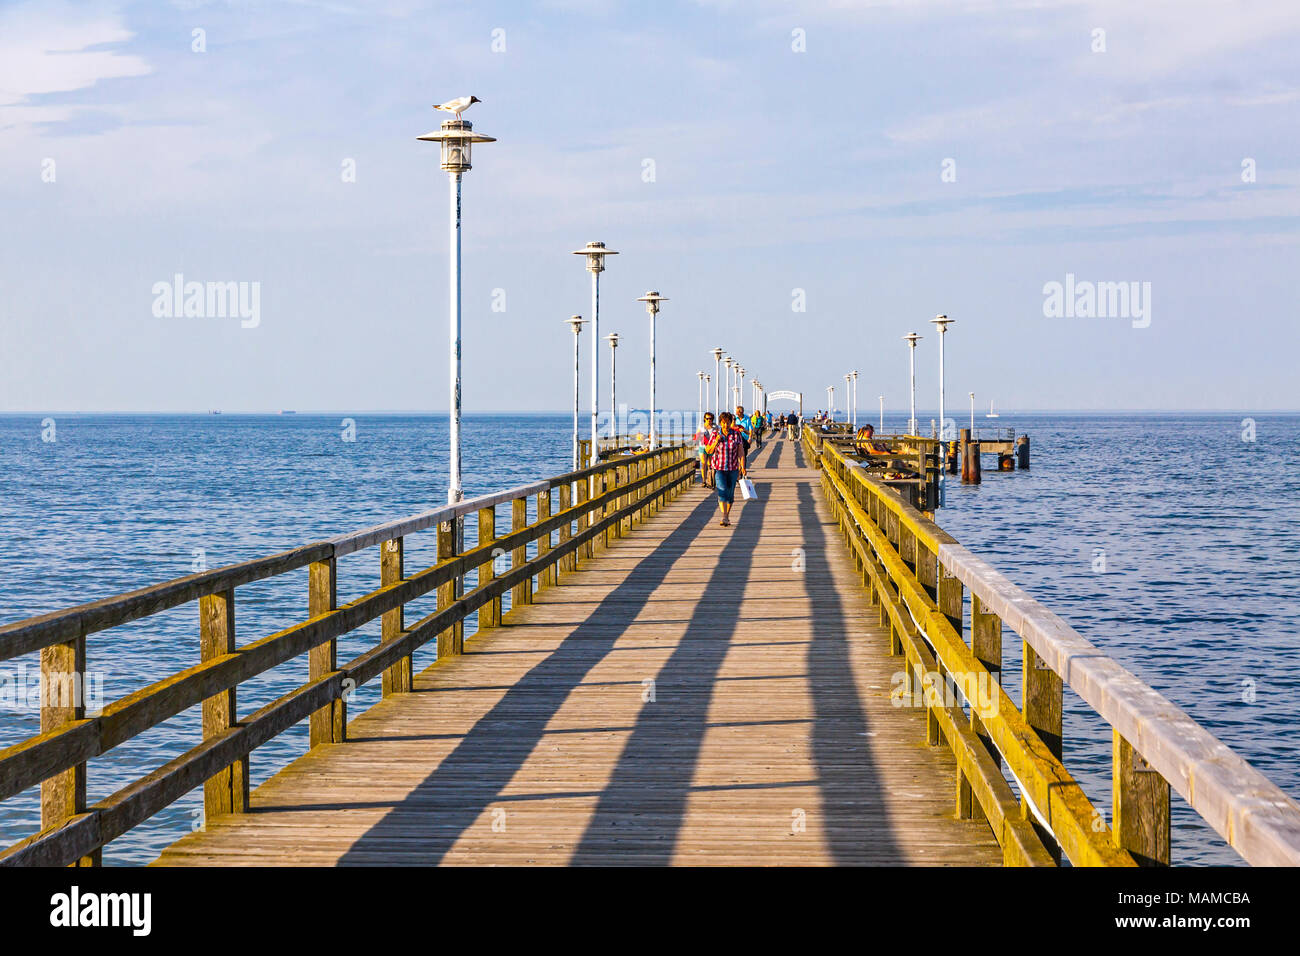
704, 411, 747, 527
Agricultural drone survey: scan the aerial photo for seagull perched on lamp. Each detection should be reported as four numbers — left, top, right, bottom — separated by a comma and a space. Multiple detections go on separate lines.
434, 95, 481, 119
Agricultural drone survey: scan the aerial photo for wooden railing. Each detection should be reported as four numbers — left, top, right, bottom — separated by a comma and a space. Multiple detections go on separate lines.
0, 444, 695, 867
816, 440, 1300, 867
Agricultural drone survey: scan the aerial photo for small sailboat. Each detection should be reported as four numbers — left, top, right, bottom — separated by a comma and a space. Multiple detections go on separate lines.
986, 399, 1000, 419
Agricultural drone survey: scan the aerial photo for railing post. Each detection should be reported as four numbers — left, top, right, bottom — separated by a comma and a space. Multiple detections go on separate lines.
959, 590, 1002, 824
605, 466, 618, 546
537, 490, 554, 592
200, 589, 248, 819
477, 506, 499, 632
381, 537, 411, 696
575, 479, 590, 563
1023, 640, 1063, 855
308, 556, 344, 745
558, 483, 573, 574
1113, 731, 1171, 866
41, 630, 99, 865
512, 496, 531, 607
436, 519, 463, 658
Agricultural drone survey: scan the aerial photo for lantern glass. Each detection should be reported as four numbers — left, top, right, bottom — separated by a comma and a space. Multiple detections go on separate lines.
443, 141, 469, 172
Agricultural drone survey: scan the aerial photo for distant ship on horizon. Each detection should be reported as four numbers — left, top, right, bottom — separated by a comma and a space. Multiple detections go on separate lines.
279, 410, 297, 415
986, 399, 1000, 419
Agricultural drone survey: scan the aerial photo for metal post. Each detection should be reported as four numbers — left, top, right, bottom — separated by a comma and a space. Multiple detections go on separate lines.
931, 315, 954, 506
567, 316, 583, 470
649, 312, 656, 449
448, 171, 462, 505
904, 332, 922, 436
608, 334, 618, 441
713, 349, 722, 416
590, 269, 599, 467
879, 395, 885, 432
909, 344, 916, 435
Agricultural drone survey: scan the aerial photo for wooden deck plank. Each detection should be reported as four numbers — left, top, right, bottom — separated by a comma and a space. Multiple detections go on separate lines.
153, 436, 1003, 866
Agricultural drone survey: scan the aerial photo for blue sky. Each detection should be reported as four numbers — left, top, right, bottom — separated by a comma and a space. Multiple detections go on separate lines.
1, 0, 1298, 412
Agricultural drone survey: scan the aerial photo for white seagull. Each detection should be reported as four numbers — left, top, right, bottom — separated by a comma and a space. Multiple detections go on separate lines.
434, 95, 481, 119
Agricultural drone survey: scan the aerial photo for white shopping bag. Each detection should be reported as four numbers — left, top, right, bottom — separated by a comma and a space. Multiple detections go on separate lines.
739, 477, 757, 500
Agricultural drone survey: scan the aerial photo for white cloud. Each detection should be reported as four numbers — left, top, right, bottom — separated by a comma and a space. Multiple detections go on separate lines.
0, 1, 150, 121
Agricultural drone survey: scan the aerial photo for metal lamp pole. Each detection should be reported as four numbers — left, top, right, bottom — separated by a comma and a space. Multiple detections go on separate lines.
903, 332, 922, 435
851, 371, 859, 427
931, 314, 954, 506
697, 371, 705, 424
724, 357, 733, 410
969, 391, 975, 433
737, 366, 745, 410
879, 394, 885, 432
418, 111, 495, 506
712, 347, 723, 416
826, 385, 835, 419
566, 315, 585, 469
572, 242, 618, 467
637, 292, 668, 448
844, 374, 851, 425
607, 332, 620, 440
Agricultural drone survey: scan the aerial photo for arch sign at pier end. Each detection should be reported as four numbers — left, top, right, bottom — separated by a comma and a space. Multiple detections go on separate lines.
765, 390, 802, 414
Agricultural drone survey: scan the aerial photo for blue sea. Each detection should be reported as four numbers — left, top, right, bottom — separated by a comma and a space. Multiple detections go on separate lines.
1, 412, 1296, 866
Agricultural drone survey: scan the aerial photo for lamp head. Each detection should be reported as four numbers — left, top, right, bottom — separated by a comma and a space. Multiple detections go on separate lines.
712, 347, 724, 361
636, 291, 667, 315
566, 315, 586, 335
417, 115, 495, 173
903, 332, 923, 346
572, 240, 619, 273
930, 313, 954, 332
606, 331, 619, 348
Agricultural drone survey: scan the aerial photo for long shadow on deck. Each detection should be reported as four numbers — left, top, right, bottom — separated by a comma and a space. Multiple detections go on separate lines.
797, 479, 905, 863
569, 461, 771, 863
335, 491, 718, 865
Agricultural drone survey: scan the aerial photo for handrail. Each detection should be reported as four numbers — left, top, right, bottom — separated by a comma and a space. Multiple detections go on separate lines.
0, 444, 695, 867
817, 440, 1300, 866
0, 442, 687, 662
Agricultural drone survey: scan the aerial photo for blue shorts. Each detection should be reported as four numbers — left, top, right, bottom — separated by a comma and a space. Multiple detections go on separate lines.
714, 469, 740, 504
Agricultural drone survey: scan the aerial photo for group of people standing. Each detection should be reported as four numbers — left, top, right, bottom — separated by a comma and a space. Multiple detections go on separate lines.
693, 406, 801, 527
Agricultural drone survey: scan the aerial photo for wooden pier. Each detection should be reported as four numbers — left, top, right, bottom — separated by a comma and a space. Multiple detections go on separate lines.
2, 431, 1299, 867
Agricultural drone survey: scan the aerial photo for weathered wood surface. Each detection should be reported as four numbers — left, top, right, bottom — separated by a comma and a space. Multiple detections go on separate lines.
154, 437, 1002, 866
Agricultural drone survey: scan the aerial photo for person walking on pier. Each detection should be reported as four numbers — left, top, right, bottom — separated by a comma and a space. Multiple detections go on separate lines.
705, 411, 747, 527
695, 412, 716, 487
733, 406, 752, 457
786, 411, 799, 440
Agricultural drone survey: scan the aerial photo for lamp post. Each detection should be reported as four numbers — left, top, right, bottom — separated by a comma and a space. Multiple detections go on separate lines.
903, 332, 922, 435
704, 373, 711, 419
879, 394, 885, 432
712, 347, 723, 416
724, 357, 734, 410
637, 291, 668, 448
930, 314, 954, 506
606, 332, 620, 440
826, 385, 835, 419
851, 371, 859, 428
572, 242, 618, 467
737, 366, 745, 410
930, 314, 954, 440
697, 371, 705, 424
418, 110, 495, 506
844, 374, 851, 425
566, 315, 586, 469
969, 391, 975, 433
